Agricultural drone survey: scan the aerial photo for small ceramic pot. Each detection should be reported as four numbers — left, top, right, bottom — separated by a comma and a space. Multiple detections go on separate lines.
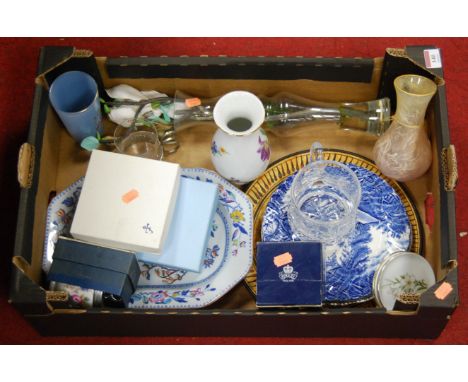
49, 281, 102, 308
211, 91, 271, 184
373, 251, 436, 311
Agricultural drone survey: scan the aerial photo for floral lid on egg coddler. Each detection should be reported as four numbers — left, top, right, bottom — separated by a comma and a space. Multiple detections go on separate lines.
373, 251, 436, 311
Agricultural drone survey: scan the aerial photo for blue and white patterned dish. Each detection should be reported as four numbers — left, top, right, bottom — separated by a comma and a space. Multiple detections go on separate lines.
43, 177, 84, 273
44, 167, 253, 309
262, 163, 411, 304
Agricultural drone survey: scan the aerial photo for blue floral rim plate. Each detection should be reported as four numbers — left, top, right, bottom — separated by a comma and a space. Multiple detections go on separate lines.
44, 167, 253, 309
245, 149, 423, 306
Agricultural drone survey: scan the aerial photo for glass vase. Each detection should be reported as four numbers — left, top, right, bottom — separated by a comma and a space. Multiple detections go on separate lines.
373, 75, 437, 182
172, 91, 391, 136
262, 92, 391, 136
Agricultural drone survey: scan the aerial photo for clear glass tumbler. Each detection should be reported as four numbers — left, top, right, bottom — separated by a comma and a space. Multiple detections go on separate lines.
288, 142, 361, 244
114, 125, 164, 160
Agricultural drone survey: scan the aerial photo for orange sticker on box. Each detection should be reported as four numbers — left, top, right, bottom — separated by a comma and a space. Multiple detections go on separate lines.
273, 252, 293, 267
434, 282, 453, 300
185, 98, 201, 108
122, 189, 139, 204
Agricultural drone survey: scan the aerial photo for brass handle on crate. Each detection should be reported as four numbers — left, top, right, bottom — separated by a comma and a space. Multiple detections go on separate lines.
17, 143, 35, 189
441, 145, 458, 192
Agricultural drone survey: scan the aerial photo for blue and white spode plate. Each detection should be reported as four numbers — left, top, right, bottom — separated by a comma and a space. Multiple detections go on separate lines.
44, 168, 253, 309
261, 163, 411, 304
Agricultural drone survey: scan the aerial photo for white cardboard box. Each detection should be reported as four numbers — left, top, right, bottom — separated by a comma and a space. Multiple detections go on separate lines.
70, 150, 181, 253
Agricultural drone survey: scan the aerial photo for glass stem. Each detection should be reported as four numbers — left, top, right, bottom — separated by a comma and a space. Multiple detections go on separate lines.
265, 107, 341, 124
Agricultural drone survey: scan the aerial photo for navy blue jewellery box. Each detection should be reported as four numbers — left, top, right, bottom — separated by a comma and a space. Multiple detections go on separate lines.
48, 236, 140, 306
256, 241, 323, 307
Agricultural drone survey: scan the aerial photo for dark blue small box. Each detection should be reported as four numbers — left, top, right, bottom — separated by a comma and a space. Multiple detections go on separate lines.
48, 236, 140, 306
256, 241, 323, 307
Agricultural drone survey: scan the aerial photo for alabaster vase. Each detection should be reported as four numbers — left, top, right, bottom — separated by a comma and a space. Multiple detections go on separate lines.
373, 74, 437, 182
210, 91, 270, 185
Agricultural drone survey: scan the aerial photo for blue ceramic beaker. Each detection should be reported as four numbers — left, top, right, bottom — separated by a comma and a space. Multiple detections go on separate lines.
49, 71, 102, 142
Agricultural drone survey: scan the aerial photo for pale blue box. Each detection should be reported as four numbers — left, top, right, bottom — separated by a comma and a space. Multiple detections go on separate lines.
136, 176, 218, 272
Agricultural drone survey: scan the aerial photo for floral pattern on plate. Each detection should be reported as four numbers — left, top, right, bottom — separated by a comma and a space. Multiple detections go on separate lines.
261, 163, 411, 304
44, 168, 253, 309
136, 206, 229, 288
43, 177, 84, 273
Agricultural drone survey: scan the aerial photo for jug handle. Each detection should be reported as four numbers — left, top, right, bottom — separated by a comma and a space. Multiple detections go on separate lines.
310, 141, 323, 162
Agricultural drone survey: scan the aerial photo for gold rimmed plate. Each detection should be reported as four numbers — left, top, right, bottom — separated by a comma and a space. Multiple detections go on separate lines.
244, 149, 423, 306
